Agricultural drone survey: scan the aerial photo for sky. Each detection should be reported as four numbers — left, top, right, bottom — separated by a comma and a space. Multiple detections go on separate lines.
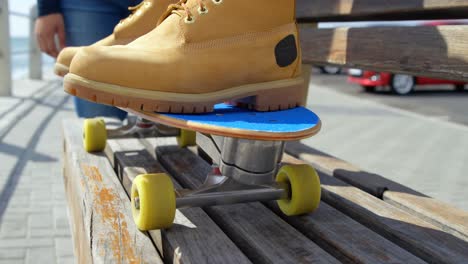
8, 0, 36, 37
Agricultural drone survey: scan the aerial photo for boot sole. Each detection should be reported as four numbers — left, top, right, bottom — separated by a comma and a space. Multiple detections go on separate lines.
54, 63, 69, 77
64, 73, 307, 113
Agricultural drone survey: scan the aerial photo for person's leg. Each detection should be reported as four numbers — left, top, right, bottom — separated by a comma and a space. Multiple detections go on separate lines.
62, 6, 129, 120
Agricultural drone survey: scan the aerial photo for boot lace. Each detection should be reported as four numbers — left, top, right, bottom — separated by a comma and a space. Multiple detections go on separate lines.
158, 0, 222, 25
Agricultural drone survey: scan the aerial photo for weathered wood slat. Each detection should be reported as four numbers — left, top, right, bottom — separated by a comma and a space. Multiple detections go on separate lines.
62, 119, 163, 264
286, 142, 426, 198
104, 137, 251, 264
282, 153, 468, 263
300, 25, 468, 81
296, 0, 468, 22
153, 144, 340, 264
384, 191, 468, 242
286, 141, 468, 242
265, 202, 425, 263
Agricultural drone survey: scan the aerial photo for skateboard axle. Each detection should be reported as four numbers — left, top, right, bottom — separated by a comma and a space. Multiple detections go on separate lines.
134, 197, 141, 210
175, 174, 289, 209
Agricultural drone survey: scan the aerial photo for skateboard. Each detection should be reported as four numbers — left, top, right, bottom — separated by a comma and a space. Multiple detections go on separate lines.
83, 103, 322, 231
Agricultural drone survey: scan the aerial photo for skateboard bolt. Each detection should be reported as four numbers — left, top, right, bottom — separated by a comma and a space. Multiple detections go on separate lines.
211, 166, 221, 175
134, 197, 140, 210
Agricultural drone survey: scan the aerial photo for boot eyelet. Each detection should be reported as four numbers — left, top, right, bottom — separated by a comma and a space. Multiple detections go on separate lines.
212, 0, 223, 5
184, 16, 195, 24
198, 6, 209, 15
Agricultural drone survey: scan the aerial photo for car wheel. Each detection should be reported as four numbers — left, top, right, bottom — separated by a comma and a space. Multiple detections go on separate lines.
390, 74, 415, 95
361, 85, 376, 92
319, 66, 341, 75
455, 84, 465, 92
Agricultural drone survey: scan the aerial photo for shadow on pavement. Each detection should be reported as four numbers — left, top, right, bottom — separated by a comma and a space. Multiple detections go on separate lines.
0, 89, 70, 221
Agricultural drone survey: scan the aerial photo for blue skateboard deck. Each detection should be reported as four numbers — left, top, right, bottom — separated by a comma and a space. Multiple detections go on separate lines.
126, 103, 321, 141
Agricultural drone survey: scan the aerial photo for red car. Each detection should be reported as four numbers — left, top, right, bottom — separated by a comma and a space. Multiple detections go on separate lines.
348, 69, 467, 95
347, 20, 468, 95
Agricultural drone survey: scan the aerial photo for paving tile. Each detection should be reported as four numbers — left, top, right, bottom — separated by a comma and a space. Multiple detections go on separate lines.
55, 238, 74, 257
54, 216, 70, 230
0, 222, 27, 238
1, 212, 28, 223
54, 228, 73, 237
57, 256, 74, 264
0, 259, 24, 264
25, 247, 55, 264
28, 213, 53, 229
0, 238, 54, 248
6, 207, 52, 214
0, 248, 26, 260
28, 228, 55, 238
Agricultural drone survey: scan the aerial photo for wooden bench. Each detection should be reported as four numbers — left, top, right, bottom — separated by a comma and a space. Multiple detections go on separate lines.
62, 2, 468, 263
63, 118, 468, 264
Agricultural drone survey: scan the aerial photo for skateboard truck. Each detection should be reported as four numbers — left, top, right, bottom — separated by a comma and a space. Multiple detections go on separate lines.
82, 116, 184, 152
130, 132, 321, 231
107, 117, 159, 138
174, 133, 290, 208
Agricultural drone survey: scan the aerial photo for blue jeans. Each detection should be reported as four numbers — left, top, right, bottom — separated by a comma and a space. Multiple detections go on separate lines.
62, 0, 141, 120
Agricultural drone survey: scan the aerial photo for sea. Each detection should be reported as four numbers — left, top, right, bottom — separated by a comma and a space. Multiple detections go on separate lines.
10, 37, 55, 79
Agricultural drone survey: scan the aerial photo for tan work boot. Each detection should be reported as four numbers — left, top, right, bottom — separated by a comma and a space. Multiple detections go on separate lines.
54, 0, 176, 76
64, 0, 304, 113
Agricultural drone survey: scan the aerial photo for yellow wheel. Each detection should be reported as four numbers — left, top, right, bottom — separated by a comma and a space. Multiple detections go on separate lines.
131, 173, 176, 230
176, 129, 196, 147
83, 118, 107, 152
276, 164, 321, 216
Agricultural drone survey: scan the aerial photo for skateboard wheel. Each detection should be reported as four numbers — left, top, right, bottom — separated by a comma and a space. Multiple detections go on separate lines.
177, 129, 196, 147
131, 173, 176, 230
83, 118, 107, 152
276, 164, 321, 216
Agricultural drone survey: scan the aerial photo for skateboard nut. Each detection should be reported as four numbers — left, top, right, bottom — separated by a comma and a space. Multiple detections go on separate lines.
134, 197, 140, 210
211, 166, 222, 175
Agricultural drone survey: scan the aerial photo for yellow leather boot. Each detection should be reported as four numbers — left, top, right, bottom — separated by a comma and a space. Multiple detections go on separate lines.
54, 0, 176, 76
64, 0, 304, 113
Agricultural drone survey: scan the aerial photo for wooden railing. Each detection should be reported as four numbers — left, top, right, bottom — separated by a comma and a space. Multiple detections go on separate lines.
297, 0, 468, 81
296, 0, 468, 22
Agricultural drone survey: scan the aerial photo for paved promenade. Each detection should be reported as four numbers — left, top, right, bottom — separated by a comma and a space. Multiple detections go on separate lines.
305, 75, 468, 211
0, 75, 75, 263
